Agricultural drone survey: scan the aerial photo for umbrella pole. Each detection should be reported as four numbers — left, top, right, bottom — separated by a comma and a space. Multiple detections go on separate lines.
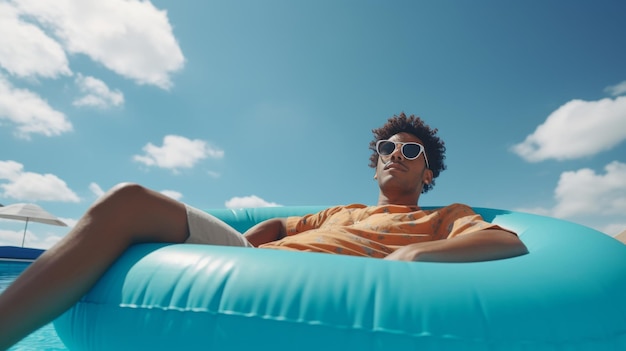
21, 218, 29, 247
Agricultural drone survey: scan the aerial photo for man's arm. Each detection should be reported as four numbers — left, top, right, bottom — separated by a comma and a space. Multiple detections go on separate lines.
384, 229, 528, 262
243, 218, 287, 247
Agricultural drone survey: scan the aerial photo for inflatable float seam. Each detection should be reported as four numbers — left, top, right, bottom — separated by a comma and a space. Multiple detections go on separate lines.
79, 301, 626, 347
92, 302, 487, 341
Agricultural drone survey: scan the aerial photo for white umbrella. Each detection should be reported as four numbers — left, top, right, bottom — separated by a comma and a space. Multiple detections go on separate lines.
0, 203, 67, 247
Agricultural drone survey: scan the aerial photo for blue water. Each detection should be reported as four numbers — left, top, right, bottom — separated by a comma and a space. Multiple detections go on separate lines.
0, 262, 68, 351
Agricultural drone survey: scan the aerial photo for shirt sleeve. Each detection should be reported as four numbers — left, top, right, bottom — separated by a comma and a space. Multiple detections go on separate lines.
443, 204, 516, 239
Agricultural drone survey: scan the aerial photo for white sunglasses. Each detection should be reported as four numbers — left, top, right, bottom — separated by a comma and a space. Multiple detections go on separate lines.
376, 140, 430, 169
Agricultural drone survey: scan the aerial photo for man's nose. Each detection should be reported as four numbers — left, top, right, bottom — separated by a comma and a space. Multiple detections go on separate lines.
390, 144, 404, 160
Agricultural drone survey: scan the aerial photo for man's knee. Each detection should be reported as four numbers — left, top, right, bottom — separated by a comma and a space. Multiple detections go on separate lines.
91, 183, 153, 214
107, 182, 144, 195
106, 183, 153, 200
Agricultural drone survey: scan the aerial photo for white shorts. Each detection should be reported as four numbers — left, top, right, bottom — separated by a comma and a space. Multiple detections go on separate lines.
184, 205, 254, 247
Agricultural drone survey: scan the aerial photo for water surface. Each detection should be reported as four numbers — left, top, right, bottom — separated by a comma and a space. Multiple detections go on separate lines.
0, 262, 67, 351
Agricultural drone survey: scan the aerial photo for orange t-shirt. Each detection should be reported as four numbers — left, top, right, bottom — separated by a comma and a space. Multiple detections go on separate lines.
259, 203, 509, 258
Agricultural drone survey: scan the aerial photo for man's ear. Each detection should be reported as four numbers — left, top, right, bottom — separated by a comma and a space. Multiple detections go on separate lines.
424, 169, 433, 184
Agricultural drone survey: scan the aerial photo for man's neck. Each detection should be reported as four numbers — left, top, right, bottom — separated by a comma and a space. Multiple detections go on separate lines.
377, 193, 419, 207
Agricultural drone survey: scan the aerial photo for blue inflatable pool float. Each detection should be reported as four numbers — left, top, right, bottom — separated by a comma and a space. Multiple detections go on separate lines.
54, 206, 626, 350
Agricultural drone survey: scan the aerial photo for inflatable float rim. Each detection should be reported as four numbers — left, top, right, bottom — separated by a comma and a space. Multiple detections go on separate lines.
54, 206, 626, 351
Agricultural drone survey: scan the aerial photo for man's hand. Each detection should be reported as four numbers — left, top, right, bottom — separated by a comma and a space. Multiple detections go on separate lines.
384, 229, 528, 262
243, 218, 287, 247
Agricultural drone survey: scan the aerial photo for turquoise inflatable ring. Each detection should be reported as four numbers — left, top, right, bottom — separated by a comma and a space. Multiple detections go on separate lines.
54, 206, 626, 350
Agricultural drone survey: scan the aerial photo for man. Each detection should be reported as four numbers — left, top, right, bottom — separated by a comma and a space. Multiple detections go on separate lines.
0, 113, 527, 349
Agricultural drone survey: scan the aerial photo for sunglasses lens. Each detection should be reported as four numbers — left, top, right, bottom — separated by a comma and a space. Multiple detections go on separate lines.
402, 144, 422, 159
377, 141, 396, 155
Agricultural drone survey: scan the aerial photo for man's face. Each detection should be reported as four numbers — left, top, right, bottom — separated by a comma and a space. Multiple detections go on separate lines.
374, 132, 432, 197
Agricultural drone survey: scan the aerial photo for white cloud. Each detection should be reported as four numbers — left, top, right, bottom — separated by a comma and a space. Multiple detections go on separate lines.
0, 213, 72, 248
512, 96, 626, 162
13, 0, 185, 89
89, 182, 105, 198
0, 0, 184, 137
207, 171, 221, 178
58, 216, 77, 228
0, 227, 66, 249
0, 160, 80, 202
517, 161, 626, 236
0, 2, 71, 79
73, 74, 124, 108
605, 81, 626, 97
0, 228, 25, 247
2, 173, 80, 202
133, 135, 224, 172
91, 181, 182, 201
160, 190, 183, 201
0, 160, 23, 180
604, 223, 626, 237
37, 234, 65, 249
551, 161, 626, 218
0, 74, 73, 139
225, 195, 281, 209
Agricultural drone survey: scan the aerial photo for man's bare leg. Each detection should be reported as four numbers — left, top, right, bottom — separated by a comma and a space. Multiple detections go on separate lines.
0, 183, 190, 350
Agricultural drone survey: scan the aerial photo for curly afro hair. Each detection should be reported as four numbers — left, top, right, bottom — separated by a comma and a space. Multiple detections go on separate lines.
369, 112, 446, 193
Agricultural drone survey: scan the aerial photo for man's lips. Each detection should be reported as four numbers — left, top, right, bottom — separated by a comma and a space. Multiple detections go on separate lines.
384, 161, 407, 171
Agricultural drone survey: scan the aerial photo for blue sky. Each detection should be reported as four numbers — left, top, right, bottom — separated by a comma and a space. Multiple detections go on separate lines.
1, 0, 625, 249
